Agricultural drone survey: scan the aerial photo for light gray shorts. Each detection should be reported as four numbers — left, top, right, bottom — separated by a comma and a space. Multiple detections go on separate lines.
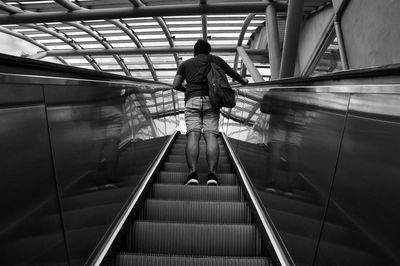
185, 96, 220, 135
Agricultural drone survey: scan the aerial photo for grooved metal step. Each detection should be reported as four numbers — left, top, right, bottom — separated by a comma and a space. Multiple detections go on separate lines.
162, 162, 232, 173
173, 143, 225, 149
157, 171, 237, 186
170, 148, 227, 156
111, 134, 272, 266
175, 139, 223, 143
167, 155, 229, 164
143, 199, 251, 224
129, 221, 262, 256
150, 184, 243, 201
116, 253, 271, 266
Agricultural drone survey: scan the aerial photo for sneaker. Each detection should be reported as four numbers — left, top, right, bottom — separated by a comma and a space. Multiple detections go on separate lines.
206, 172, 220, 185
185, 172, 199, 185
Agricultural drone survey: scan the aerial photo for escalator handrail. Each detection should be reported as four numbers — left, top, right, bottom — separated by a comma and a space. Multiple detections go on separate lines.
90, 131, 180, 266
221, 132, 294, 266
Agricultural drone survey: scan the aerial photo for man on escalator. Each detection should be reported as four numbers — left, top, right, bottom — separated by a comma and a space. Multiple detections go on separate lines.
173, 40, 248, 185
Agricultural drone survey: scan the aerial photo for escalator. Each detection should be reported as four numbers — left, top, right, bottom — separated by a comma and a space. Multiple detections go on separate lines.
101, 133, 276, 265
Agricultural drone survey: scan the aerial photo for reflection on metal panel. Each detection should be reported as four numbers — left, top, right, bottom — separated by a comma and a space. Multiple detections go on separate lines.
315, 94, 400, 265
225, 84, 400, 265
0, 70, 180, 265
43, 82, 178, 265
0, 103, 68, 265
228, 91, 349, 265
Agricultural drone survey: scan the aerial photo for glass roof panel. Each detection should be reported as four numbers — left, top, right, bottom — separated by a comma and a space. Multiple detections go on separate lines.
0, 0, 333, 125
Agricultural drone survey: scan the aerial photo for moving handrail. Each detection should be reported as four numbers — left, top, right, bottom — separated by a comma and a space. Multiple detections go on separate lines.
221, 132, 294, 266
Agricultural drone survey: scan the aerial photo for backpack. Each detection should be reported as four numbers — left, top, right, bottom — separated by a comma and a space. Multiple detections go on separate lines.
207, 56, 236, 109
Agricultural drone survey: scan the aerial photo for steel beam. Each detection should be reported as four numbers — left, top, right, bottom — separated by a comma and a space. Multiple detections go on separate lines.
201, 0, 208, 40
0, 2, 286, 25
334, 0, 350, 70
0, 26, 67, 64
201, 15, 208, 41
109, 19, 158, 80
130, 0, 180, 66
237, 46, 264, 82
0, 1, 21, 13
233, 13, 256, 71
279, 0, 304, 78
265, 3, 281, 80
53, 0, 157, 79
53, 0, 79, 11
0, 1, 100, 70
40, 47, 268, 57
52, 1, 132, 76
71, 21, 132, 76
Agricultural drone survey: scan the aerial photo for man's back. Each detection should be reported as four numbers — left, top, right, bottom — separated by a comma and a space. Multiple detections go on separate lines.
178, 54, 224, 101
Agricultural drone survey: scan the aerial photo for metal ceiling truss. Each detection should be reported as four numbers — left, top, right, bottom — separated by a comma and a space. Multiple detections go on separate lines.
0, 2, 286, 25
34, 47, 268, 57
129, 0, 182, 107
233, 13, 256, 72
30, 24, 102, 71
0, 1, 101, 70
68, 21, 131, 76
236, 46, 264, 82
109, 19, 158, 80
0, 25, 67, 64
55, 0, 157, 80
52, 0, 158, 79
52, 0, 131, 75
129, 0, 180, 67
200, 0, 208, 41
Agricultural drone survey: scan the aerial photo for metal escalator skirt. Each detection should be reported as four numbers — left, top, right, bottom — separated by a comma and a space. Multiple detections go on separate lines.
91, 131, 180, 266
221, 132, 294, 266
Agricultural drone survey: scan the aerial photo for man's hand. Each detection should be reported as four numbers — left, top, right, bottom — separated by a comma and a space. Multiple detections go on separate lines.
241, 78, 249, 85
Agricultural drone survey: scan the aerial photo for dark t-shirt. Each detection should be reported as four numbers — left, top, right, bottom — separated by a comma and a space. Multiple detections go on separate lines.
176, 54, 232, 102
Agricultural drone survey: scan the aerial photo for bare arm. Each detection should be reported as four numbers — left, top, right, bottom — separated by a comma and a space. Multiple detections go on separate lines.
172, 74, 186, 92
219, 61, 248, 85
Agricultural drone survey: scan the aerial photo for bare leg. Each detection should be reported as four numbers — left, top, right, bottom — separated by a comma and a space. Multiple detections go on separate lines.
203, 133, 219, 173
186, 131, 201, 173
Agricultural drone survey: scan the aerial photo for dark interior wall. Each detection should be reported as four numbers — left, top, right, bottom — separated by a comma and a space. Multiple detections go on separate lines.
0, 82, 69, 265
338, 0, 400, 68
230, 81, 400, 265
0, 56, 176, 265
315, 93, 400, 265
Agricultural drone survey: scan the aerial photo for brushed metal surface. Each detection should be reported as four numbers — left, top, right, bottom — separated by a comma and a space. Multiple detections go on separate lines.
230, 86, 400, 265
0, 72, 177, 266
229, 91, 349, 265
43, 82, 176, 265
315, 93, 400, 265
0, 103, 68, 265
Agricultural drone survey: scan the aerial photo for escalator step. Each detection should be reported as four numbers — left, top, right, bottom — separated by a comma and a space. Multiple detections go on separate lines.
167, 155, 229, 164
151, 184, 243, 201
162, 162, 232, 173
157, 172, 237, 185
129, 221, 262, 256
116, 253, 270, 266
175, 139, 223, 143
143, 199, 251, 223
170, 148, 227, 156
173, 143, 225, 149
